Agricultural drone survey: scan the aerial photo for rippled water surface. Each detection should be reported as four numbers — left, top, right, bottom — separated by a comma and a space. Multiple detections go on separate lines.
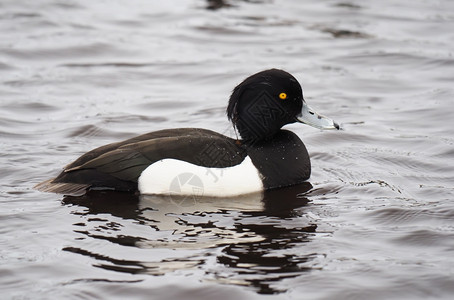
1, 0, 454, 299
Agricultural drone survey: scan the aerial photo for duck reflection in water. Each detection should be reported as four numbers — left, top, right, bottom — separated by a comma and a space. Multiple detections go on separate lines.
63, 182, 316, 295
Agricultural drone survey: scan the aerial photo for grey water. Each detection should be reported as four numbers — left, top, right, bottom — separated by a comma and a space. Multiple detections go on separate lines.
1, 0, 454, 299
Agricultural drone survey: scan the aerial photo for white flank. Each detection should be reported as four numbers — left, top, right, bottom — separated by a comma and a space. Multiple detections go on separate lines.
138, 157, 264, 197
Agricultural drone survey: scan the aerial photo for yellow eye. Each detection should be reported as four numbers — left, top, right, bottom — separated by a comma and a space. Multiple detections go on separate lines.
279, 92, 287, 100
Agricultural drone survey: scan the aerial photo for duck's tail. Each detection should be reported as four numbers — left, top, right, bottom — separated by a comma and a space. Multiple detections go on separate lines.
34, 178, 89, 196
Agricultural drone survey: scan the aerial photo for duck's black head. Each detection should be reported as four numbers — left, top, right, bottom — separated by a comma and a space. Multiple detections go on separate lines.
227, 69, 338, 143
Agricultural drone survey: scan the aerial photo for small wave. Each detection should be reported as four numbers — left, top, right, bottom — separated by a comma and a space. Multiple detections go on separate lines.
67, 124, 122, 139
60, 62, 157, 68
0, 101, 59, 113
1, 43, 118, 60
392, 229, 454, 248
0, 62, 15, 70
321, 28, 371, 39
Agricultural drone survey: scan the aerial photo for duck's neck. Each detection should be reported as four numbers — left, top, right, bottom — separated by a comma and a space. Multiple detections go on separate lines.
243, 130, 311, 189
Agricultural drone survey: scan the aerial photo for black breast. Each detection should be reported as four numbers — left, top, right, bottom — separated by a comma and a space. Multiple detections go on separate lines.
244, 130, 311, 189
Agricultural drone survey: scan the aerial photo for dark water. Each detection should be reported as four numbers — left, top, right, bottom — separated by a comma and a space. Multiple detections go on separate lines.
1, 0, 454, 299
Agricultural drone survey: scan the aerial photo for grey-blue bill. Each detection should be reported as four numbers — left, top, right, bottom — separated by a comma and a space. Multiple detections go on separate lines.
296, 101, 340, 130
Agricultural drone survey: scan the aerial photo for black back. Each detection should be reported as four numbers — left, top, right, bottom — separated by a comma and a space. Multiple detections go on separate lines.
51, 128, 247, 191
